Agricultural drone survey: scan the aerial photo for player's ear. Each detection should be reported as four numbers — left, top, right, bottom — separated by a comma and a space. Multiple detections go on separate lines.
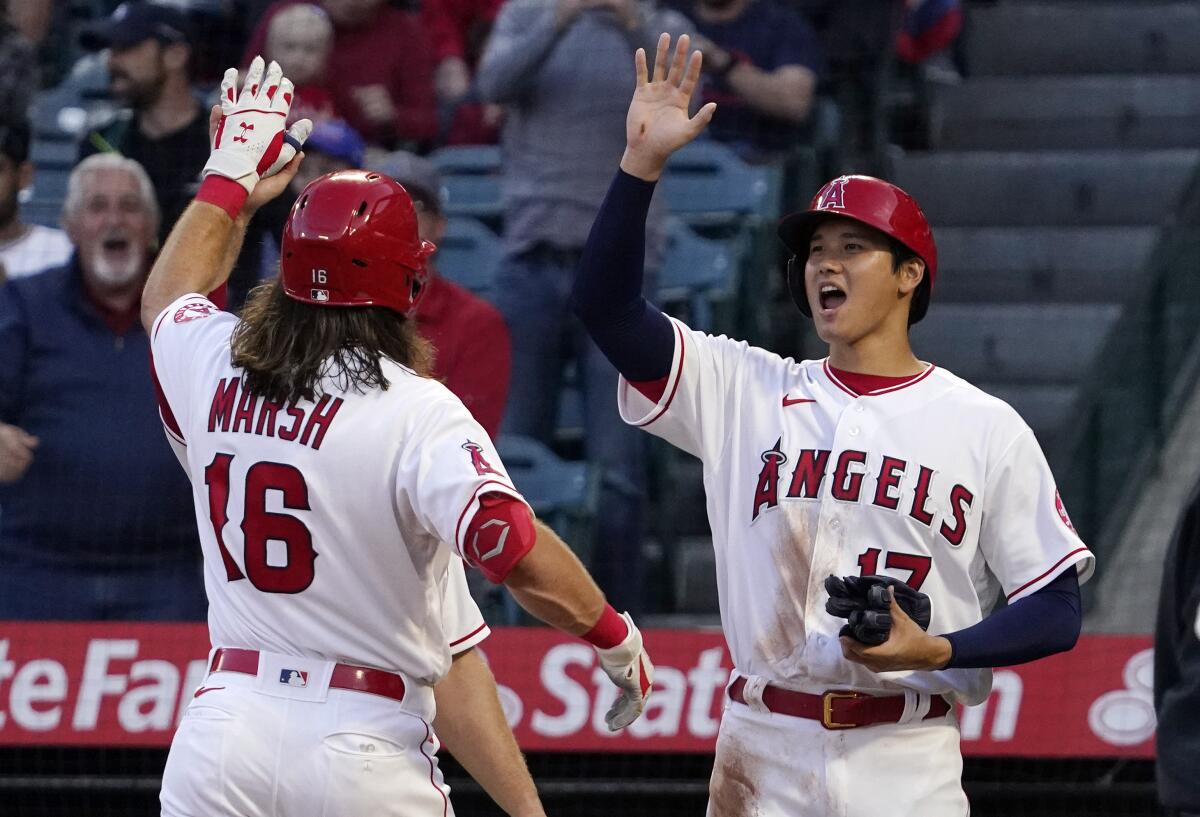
896, 257, 925, 297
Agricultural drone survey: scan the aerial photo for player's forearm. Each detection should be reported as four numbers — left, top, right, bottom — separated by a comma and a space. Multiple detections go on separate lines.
725, 64, 815, 123
217, 212, 253, 286
571, 170, 675, 382
141, 200, 237, 332
503, 520, 607, 635
944, 569, 1081, 668
433, 649, 545, 817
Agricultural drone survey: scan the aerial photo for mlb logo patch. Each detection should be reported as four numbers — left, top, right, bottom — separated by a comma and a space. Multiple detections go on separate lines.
310, 289, 330, 302
280, 669, 309, 687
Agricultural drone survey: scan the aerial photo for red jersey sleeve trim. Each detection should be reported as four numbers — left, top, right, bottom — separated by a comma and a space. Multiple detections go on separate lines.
149, 349, 185, 443
448, 622, 490, 649
630, 321, 686, 428
1006, 547, 1092, 602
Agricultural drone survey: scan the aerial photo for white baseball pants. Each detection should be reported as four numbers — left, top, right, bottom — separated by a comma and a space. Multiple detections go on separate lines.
160, 651, 452, 817
706, 689, 969, 817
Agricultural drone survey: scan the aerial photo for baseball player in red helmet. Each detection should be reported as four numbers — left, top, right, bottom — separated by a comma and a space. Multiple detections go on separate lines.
141, 58, 653, 817
571, 35, 1094, 815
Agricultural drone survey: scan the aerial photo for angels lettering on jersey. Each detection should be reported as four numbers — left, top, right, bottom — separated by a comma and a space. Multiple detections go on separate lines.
751, 437, 973, 548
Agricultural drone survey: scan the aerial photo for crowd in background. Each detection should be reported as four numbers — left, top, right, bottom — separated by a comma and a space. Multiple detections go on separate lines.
0, 0, 963, 623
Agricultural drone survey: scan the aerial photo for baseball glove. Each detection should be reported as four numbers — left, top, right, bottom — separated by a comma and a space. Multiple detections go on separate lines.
824, 574, 932, 646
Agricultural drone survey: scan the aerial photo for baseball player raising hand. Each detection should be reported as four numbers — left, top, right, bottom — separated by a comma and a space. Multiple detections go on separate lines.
572, 34, 1094, 816
141, 58, 652, 817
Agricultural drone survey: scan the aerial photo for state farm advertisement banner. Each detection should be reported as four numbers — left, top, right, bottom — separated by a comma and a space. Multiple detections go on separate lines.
0, 623, 1154, 757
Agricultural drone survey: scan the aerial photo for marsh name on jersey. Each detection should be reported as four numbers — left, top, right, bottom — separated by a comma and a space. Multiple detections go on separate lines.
207, 376, 344, 450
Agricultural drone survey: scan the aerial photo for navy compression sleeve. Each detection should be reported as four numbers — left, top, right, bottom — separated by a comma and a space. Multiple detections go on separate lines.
943, 568, 1081, 669
571, 170, 675, 382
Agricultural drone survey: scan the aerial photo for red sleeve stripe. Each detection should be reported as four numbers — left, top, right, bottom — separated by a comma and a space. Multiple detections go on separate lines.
152, 305, 172, 341
1006, 547, 1091, 601
149, 351, 185, 442
452, 479, 524, 555
630, 321, 686, 428
448, 622, 489, 649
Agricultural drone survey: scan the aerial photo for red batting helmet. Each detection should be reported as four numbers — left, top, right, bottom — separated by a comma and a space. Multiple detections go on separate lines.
281, 170, 434, 315
777, 175, 937, 321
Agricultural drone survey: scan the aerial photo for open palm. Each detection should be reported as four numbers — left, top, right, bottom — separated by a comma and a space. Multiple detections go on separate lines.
623, 34, 717, 178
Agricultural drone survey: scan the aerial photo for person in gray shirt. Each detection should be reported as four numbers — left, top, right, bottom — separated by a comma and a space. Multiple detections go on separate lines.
478, 0, 693, 614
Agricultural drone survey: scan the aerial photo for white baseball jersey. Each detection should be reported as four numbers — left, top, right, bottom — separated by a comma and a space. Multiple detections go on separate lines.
150, 293, 528, 684
619, 318, 1095, 705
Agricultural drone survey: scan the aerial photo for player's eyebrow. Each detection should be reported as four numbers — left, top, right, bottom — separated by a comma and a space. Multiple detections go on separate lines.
810, 229, 869, 245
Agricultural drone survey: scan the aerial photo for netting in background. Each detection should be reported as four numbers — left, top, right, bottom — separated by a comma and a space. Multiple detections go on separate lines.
3, 0, 1199, 814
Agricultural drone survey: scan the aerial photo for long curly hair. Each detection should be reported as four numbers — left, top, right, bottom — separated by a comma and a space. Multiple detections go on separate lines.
230, 279, 433, 405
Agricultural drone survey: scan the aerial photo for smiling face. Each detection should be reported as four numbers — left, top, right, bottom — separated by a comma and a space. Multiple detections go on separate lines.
804, 216, 925, 348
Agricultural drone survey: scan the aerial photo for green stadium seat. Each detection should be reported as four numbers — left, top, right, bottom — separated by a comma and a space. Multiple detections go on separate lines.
495, 435, 599, 561
660, 140, 780, 227
435, 217, 502, 297
429, 145, 503, 222
657, 218, 740, 332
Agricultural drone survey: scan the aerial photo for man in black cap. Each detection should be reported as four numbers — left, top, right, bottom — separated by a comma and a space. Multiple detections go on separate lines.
78, 1, 210, 245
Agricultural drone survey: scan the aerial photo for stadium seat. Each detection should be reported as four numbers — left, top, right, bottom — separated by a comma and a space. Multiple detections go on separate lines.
938, 76, 1200, 151
967, 2, 1200, 77
891, 150, 1198, 227
495, 435, 599, 560
934, 226, 1158, 303
660, 140, 781, 227
429, 145, 503, 222
911, 303, 1121, 383
21, 56, 115, 227
657, 218, 739, 332
435, 217, 502, 297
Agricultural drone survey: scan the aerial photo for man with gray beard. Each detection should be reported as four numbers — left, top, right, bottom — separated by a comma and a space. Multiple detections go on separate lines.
0, 153, 204, 620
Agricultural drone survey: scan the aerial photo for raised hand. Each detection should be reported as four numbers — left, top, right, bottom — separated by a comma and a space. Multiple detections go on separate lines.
203, 57, 310, 197
620, 33, 717, 181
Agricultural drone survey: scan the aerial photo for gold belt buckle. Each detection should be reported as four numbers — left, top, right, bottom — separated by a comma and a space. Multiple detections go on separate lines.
822, 691, 859, 729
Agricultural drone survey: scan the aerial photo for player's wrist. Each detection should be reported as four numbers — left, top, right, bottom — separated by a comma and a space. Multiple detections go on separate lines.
619, 148, 667, 182
582, 603, 630, 649
195, 175, 249, 220
925, 635, 953, 670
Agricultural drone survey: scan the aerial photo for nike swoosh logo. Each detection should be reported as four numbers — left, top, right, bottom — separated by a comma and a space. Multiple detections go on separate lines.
193, 686, 225, 698
782, 394, 816, 407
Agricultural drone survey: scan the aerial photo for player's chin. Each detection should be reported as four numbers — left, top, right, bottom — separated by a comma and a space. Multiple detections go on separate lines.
813, 313, 853, 345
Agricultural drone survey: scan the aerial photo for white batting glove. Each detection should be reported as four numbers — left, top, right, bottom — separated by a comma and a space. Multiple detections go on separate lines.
204, 56, 311, 194
594, 613, 654, 731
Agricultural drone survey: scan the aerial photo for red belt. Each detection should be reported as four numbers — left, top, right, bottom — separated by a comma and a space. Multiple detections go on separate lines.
210, 647, 407, 703
728, 676, 951, 730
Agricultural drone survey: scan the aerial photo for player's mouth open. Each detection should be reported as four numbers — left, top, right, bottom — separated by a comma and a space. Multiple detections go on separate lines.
818, 283, 847, 312
102, 237, 131, 254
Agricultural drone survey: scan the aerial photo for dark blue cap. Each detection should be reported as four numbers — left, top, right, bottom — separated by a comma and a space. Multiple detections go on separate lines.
304, 119, 366, 167
81, 1, 192, 51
